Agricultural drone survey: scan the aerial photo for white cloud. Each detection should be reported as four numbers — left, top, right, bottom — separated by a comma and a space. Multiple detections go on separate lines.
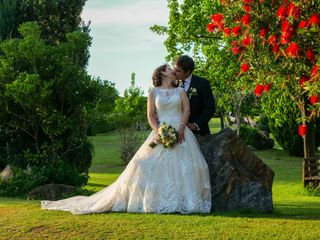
82, 0, 168, 26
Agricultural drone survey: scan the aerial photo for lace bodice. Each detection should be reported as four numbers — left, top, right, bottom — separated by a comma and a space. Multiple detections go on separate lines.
151, 87, 184, 126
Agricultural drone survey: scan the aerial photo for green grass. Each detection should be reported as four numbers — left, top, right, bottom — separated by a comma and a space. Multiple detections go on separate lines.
1, 123, 320, 239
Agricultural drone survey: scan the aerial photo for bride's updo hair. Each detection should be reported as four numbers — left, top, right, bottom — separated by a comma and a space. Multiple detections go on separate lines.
152, 64, 178, 87
152, 64, 167, 87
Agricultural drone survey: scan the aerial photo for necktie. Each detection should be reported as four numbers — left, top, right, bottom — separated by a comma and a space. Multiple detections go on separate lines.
181, 80, 185, 89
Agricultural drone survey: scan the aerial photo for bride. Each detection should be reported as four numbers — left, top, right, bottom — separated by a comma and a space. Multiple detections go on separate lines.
41, 64, 211, 214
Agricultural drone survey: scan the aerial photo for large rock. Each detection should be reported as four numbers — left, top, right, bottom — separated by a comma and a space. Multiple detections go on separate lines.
28, 183, 78, 200
197, 128, 275, 213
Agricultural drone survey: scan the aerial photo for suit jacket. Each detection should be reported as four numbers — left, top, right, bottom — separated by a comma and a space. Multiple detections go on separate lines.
186, 75, 215, 135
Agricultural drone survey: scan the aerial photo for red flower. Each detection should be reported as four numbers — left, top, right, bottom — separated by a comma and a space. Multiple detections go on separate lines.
298, 20, 308, 29
311, 65, 319, 76
211, 13, 223, 24
207, 22, 216, 32
281, 20, 295, 41
286, 43, 300, 58
268, 34, 277, 46
300, 76, 311, 87
276, 5, 287, 20
240, 63, 250, 72
259, 28, 269, 39
281, 20, 292, 32
280, 36, 291, 45
272, 45, 280, 54
306, 49, 315, 62
287, 3, 300, 19
309, 14, 320, 27
241, 36, 251, 47
244, 5, 250, 13
232, 26, 242, 37
241, 14, 251, 26
223, 27, 231, 37
232, 46, 242, 55
243, 0, 253, 3
298, 125, 307, 136
310, 95, 319, 105
254, 84, 264, 97
264, 84, 273, 92
232, 41, 238, 47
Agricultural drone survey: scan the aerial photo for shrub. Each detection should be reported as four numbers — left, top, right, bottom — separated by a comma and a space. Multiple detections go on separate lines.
119, 128, 147, 164
239, 125, 274, 150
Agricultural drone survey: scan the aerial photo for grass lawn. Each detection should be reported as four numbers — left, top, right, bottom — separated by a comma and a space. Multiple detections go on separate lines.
0, 121, 320, 239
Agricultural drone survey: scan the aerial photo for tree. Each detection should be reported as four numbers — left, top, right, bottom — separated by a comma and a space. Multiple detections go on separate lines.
206, 0, 319, 158
87, 78, 119, 135
112, 73, 147, 129
151, 0, 262, 134
0, 22, 98, 193
0, 0, 88, 44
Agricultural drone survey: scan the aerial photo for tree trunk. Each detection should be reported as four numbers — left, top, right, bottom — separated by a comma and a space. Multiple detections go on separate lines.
306, 119, 316, 157
219, 111, 225, 130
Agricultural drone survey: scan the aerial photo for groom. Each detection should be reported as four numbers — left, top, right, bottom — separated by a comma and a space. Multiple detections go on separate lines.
174, 55, 216, 135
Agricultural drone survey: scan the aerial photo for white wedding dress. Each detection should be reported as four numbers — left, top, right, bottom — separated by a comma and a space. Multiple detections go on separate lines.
41, 87, 211, 214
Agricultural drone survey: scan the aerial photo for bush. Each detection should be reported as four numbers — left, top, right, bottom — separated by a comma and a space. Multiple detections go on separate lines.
0, 166, 45, 197
262, 90, 320, 157
239, 125, 274, 150
119, 128, 147, 164
256, 113, 271, 136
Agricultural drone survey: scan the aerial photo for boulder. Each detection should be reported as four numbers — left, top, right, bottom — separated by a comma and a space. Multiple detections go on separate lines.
28, 183, 78, 200
0, 165, 13, 182
196, 128, 275, 213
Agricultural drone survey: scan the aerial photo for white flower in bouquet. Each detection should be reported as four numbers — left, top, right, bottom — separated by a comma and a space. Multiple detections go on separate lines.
149, 122, 178, 148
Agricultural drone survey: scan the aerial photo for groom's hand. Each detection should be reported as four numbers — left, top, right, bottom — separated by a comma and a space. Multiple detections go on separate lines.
186, 123, 197, 131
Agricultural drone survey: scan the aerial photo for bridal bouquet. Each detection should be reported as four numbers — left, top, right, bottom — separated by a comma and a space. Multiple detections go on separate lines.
149, 122, 178, 148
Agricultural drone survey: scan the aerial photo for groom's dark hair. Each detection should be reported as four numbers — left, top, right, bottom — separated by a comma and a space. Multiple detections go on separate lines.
175, 55, 195, 73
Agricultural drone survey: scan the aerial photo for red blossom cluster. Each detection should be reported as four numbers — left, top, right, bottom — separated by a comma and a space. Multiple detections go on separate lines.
208, 0, 319, 111
253, 83, 273, 97
209, 0, 319, 136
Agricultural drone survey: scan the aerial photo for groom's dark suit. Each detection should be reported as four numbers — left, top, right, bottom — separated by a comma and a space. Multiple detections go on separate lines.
186, 75, 215, 135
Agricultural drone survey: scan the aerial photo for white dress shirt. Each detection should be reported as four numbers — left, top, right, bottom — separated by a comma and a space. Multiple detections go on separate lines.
182, 74, 192, 92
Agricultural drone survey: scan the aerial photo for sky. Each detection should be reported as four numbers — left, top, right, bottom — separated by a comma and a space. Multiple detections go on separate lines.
81, 0, 170, 96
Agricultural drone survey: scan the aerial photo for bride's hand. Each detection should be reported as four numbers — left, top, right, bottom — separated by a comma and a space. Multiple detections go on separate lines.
178, 125, 185, 144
